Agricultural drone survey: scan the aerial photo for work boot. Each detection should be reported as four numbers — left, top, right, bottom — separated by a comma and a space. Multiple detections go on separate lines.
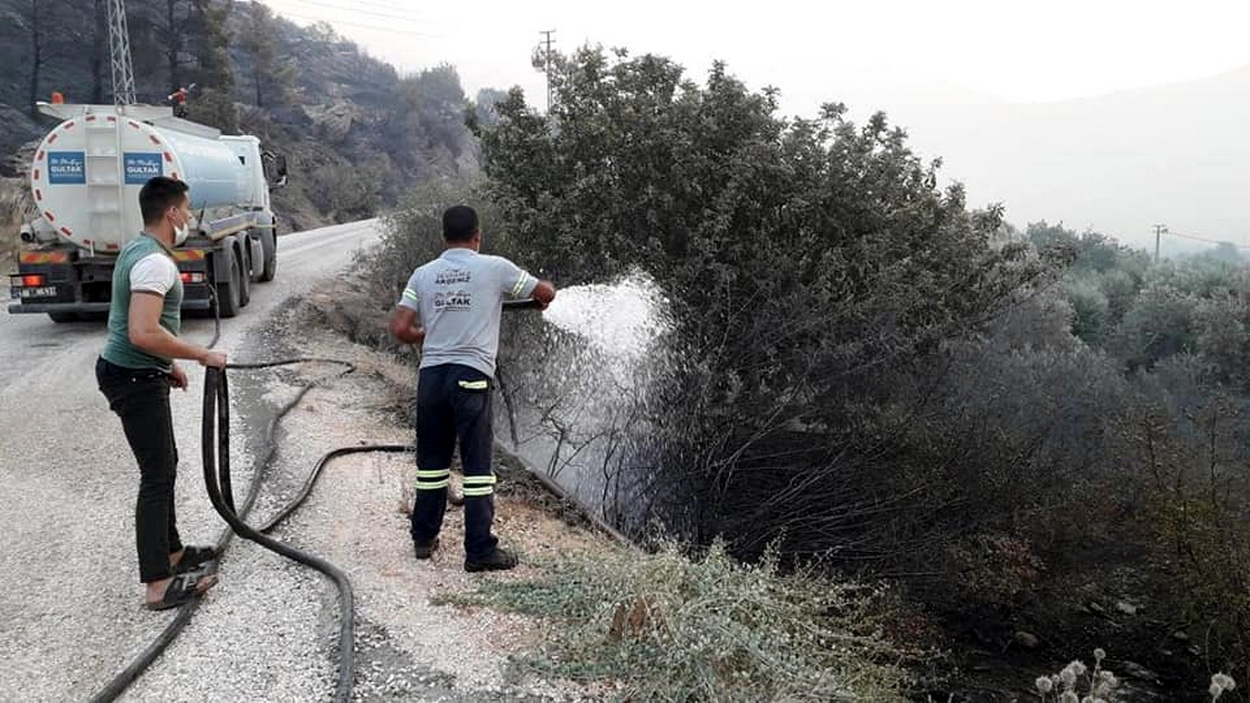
464, 547, 518, 573
413, 537, 440, 560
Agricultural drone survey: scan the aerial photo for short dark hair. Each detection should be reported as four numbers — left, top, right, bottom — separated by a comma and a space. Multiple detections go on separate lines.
442, 205, 479, 243
139, 177, 190, 225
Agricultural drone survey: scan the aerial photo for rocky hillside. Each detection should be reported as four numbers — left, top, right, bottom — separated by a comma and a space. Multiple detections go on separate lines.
0, 0, 492, 230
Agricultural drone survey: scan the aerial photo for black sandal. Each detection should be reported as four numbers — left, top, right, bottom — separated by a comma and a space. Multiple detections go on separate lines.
172, 545, 218, 575
145, 572, 218, 611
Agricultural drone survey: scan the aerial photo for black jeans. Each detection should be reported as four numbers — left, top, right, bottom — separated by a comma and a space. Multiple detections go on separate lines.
412, 364, 498, 559
96, 357, 183, 583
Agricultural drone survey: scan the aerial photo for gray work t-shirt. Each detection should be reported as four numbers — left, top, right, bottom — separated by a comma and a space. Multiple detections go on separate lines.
398, 248, 538, 376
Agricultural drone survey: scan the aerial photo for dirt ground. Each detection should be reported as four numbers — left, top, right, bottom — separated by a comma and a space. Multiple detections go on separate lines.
232, 297, 618, 701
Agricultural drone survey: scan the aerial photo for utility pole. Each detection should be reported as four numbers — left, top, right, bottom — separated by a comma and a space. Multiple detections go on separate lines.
1153, 223, 1168, 263
107, 0, 136, 105
539, 29, 555, 112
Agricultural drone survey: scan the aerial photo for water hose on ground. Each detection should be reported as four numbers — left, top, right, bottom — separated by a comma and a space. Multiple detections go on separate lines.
87, 295, 618, 702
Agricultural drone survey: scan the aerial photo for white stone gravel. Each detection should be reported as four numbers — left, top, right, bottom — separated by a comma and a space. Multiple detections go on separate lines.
0, 219, 608, 702
0, 223, 377, 702
264, 327, 602, 702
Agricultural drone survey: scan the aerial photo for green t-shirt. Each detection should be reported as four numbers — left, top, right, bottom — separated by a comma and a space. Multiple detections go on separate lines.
101, 234, 183, 371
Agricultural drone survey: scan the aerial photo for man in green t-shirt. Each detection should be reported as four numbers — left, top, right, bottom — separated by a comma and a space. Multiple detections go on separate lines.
96, 176, 227, 610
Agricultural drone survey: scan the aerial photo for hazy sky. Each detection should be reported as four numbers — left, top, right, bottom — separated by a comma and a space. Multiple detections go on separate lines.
260, 0, 1250, 248
261, 0, 1250, 112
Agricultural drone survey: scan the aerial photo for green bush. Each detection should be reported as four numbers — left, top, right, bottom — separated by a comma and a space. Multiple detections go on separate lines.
361, 45, 1250, 698
446, 541, 912, 702
478, 46, 1072, 578
368, 177, 500, 297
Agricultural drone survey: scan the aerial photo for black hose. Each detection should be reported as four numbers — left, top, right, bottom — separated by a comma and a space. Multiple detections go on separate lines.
87, 356, 378, 703
87, 285, 378, 702
502, 298, 545, 310
202, 364, 366, 703
257, 444, 413, 533
86, 291, 551, 702
86, 599, 199, 702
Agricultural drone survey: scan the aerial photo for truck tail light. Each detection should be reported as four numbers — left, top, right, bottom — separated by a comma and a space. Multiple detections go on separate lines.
21, 274, 45, 287
180, 272, 206, 284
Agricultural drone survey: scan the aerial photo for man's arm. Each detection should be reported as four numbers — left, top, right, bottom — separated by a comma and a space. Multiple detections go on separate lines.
497, 256, 556, 308
530, 280, 556, 308
390, 306, 425, 345
128, 293, 226, 367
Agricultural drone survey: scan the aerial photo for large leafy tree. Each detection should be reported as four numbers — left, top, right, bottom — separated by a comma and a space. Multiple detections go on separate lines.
236, 1, 294, 109
383, 65, 471, 174
481, 47, 1060, 560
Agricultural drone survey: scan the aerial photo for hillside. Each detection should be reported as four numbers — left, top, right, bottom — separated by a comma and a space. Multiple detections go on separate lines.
0, 0, 492, 230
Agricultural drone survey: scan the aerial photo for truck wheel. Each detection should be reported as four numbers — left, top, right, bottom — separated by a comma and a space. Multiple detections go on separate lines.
238, 246, 252, 308
259, 226, 277, 282
47, 312, 78, 323
216, 249, 243, 318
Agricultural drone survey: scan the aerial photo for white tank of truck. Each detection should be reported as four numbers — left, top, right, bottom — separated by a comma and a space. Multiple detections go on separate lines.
29, 104, 271, 253
9, 103, 289, 321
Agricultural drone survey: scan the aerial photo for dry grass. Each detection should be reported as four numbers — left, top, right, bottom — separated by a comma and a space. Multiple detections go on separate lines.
0, 178, 32, 274
444, 541, 914, 702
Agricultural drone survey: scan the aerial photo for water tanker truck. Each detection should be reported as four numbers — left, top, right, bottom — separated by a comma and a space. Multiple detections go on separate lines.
8, 102, 288, 322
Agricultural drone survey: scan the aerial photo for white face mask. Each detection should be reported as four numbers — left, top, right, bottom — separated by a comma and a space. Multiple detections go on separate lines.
171, 209, 191, 246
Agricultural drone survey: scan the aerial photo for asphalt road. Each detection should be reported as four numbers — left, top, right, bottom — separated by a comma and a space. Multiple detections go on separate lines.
0, 219, 380, 701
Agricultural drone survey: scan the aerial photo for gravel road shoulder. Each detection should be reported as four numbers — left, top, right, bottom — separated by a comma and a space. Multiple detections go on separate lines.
140, 296, 612, 702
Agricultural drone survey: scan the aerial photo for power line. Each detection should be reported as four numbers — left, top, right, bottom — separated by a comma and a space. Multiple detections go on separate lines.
1163, 229, 1250, 250
268, 8, 440, 37
296, 0, 430, 16
539, 29, 555, 112
1153, 224, 1250, 262
283, 0, 437, 25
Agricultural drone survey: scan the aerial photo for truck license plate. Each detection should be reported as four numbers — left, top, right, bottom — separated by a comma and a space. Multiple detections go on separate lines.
19, 287, 58, 298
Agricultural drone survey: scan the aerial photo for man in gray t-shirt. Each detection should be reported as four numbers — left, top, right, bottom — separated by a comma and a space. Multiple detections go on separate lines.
390, 205, 556, 572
